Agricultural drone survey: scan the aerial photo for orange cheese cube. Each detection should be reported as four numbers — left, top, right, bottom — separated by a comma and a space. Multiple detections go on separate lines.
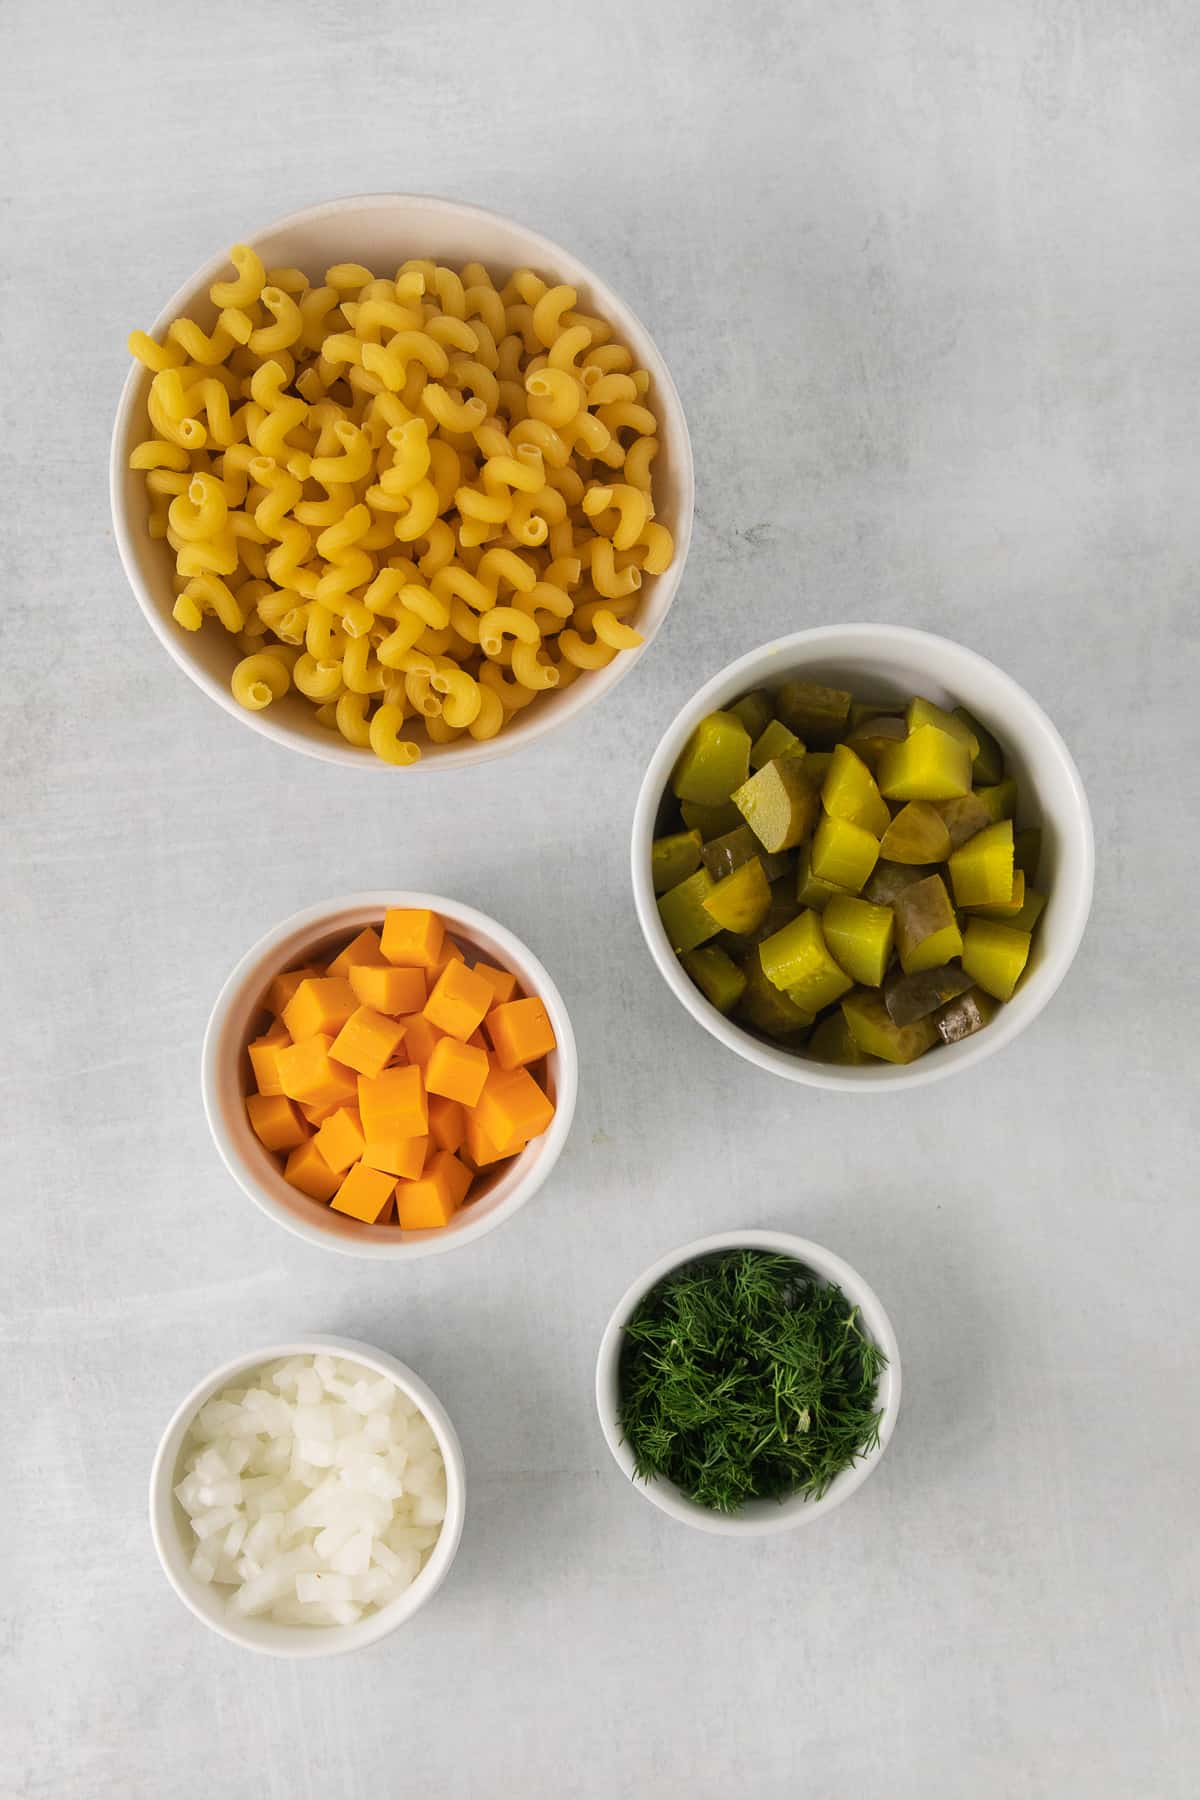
248, 1023, 291, 1096
428, 1094, 466, 1156
264, 965, 321, 1019
327, 926, 389, 979
300, 1097, 342, 1126
357, 1064, 428, 1141
328, 1005, 407, 1079
381, 907, 444, 970
473, 961, 519, 1005
425, 1037, 490, 1107
361, 1135, 429, 1179
330, 1162, 396, 1223
284, 1138, 341, 1203
277, 1035, 359, 1110
485, 996, 557, 1071
314, 1104, 366, 1173
474, 1065, 554, 1152
464, 1106, 520, 1167
423, 960, 494, 1041
432, 936, 466, 979
246, 1091, 309, 1153
398, 1013, 444, 1071
395, 1150, 472, 1229
349, 962, 426, 1015
282, 975, 358, 1043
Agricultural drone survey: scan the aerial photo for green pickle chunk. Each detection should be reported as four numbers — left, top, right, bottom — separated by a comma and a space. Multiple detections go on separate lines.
893, 874, 963, 974
844, 715, 907, 774
933, 792, 993, 848
862, 860, 932, 906
961, 918, 1031, 1001
657, 868, 719, 954
821, 895, 895, 988
906, 696, 979, 758
795, 843, 850, 911
759, 910, 854, 1013
681, 946, 747, 1015
775, 679, 853, 745
728, 690, 774, 741
1007, 886, 1047, 934
807, 1011, 870, 1064
821, 745, 891, 837
701, 825, 788, 884
841, 990, 939, 1063
749, 718, 804, 770
970, 868, 1026, 919
936, 988, 998, 1043
1013, 827, 1042, 880
954, 707, 1004, 785
652, 828, 703, 895
879, 801, 953, 865
809, 814, 880, 893
680, 797, 742, 840
883, 964, 974, 1026
878, 724, 972, 801
975, 777, 1017, 822
736, 948, 815, 1038
948, 819, 1014, 908
702, 858, 772, 934
671, 711, 752, 807
733, 757, 819, 854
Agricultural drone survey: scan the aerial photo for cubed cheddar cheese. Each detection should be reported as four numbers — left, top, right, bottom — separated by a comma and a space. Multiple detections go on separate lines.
361, 1135, 429, 1180
473, 961, 519, 1006
423, 960, 494, 1041
348, 962, 425, 1016
247, 1023, 291, 1096
246, 1092, 309, 1153
326, 926, 389, 979
328, 1005, 407, 1078
330, 1162, 396, 1224
282, 975, 358, 1043
313, 1104, 366, 1173
474, 1065, 554, 1154
300, 1097, 342, 1127
395, 1150, 472, 1229
277, 1035, 359, 1111
428, 1094, 466, 1156
464, 1106, 520, 1168
381, 907, 444, 970
284, 1138, 341, 1203
357, 1065, 428, 1141
264, 965, 320, 1019
398, 1013, 443, 1071
485, 997, 557, 1071
425, 1037, 490, 1107
432, 936, 466, 979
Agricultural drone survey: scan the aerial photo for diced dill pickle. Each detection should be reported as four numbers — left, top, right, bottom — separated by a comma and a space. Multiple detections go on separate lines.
775, 679, 853, 745
954, 706, 1004, 784
681, 945, 747, 1015
935, 987, 998, 1043
841, 989, 939, 1063
759, 909, 854, 1012
796, 844, 850, 911
749, 718, 804, 770
969, 869, 1026, 919
862, 860, 932, 905
906, 696, 979, 758
821, 745, 891, 837
974, 777, 1017, 822
843, 715, 907, 774
849, 700, 901, 729
809, 814, 880, 893
883, 964, 974, 1026
893, 874, 963, 975
961, 918, 1031, 1001
733, 757, 819, 854
1008, 886, 1047, 934
728, 689, 774, 742
680, 797, 743, 840
808, 1010, 871, 1064
652, 828, 703, 895
702, 858, 772, 934
721, 881, 798, 949
879, 801, 952, 865
1013, 827, 1042, 881
877, 725, 972, 802
805, 751, 834, 786
657, 868, 720, 954
671, 711, 752, 807
736, 948, 815, 1038
932, 792, 993, 848
948, 819, 1014, 908
701, 825, 788, 884
821, 895, 895, 988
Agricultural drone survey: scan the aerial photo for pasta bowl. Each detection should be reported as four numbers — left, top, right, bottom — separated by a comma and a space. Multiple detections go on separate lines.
110, 193, 694, 769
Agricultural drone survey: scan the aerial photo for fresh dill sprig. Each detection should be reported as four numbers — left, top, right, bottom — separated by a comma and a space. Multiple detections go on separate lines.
618, 1250, 886, 1513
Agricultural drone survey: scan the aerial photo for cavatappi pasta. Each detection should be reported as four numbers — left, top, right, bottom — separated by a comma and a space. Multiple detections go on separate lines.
127, 247, 675, 764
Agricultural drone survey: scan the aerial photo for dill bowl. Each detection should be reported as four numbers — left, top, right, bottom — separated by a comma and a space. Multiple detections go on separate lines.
594, 1230, 901, 1536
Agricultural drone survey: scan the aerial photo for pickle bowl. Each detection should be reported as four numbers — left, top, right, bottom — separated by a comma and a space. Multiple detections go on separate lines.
595, 1229, 901, 1536
631, 624, 1094, 1090
149, 1335, 466, 1657
110, 192, 694, 771
202, 891, 578, 1258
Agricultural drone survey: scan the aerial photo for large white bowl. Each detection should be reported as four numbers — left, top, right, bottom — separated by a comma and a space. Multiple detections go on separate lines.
110, 193, 694, 769
631, 624, 1094, 1090
596, 1230, 901, 1536
202, 892, 577, 1258
149, 1335, 466, 1657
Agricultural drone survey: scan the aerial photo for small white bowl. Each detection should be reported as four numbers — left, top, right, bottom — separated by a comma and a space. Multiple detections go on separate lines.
595, 1230, 901, 1536
149, 1335, 465, 1657
110, 193, 694, 770
631, 624, 1094, 1090
202, 891, 577, 1258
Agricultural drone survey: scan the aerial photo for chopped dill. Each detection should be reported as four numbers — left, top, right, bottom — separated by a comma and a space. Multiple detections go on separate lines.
618, 1249, 886, 1513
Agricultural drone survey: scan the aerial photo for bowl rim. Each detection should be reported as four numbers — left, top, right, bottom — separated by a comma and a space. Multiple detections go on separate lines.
631, 622, 1095, 1091
109, 191, 695, 771
594, 1229, 902, 1536
201, 891, 578, 1259
148, 1334, 466, 1657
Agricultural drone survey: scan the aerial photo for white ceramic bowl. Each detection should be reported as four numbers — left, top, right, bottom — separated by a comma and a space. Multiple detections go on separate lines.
149, 1335, 465, 1657
596, 1230, 901, 1535
632, 624, 1094, 1090
110, 193, 694, 770
202, 892, 577, 1258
